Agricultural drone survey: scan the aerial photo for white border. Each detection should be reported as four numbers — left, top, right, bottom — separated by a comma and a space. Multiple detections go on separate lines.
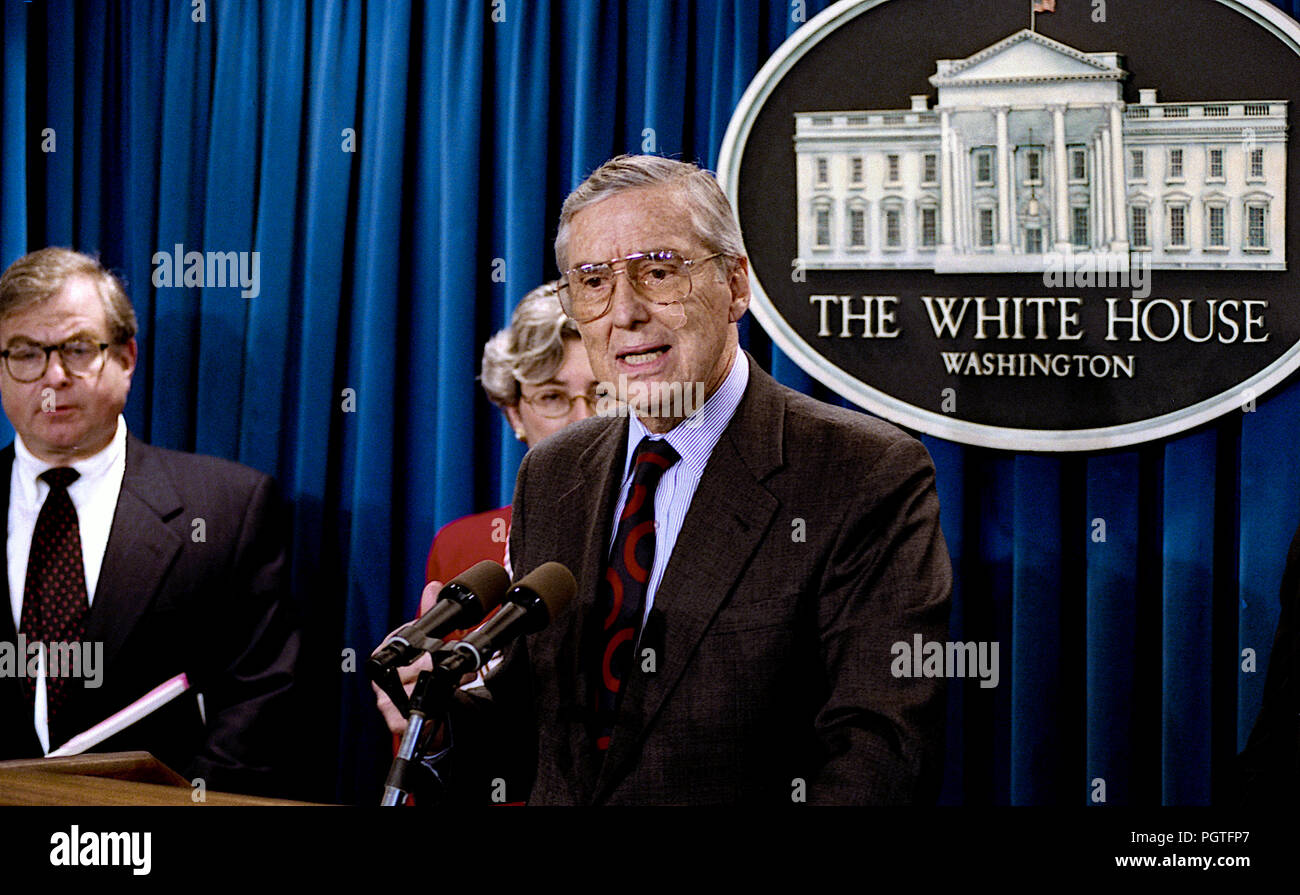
717, 0, 1300, 452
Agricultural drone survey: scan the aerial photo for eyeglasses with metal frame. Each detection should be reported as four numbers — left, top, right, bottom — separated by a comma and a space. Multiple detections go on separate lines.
518, 387, 600, 419
558, 249, 725, 323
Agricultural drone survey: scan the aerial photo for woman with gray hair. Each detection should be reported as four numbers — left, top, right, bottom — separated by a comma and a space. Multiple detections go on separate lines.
376, 283, 598, 744
480, 283, 598, 446
425, 281, 598, 583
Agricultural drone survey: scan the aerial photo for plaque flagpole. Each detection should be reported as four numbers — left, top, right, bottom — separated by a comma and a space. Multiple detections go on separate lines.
1031, 0, 1056, 33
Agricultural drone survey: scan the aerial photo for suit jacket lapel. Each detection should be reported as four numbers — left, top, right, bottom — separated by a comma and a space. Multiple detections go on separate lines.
82, 436, 184, 680
525, 415, 628, 803
593, 356, 787, 802
0, 445, 42, 755
0, 445, 18, 647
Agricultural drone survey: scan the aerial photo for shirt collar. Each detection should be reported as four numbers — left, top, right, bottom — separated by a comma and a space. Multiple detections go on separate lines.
15, 415, 128, 489
624, 348, 750, 479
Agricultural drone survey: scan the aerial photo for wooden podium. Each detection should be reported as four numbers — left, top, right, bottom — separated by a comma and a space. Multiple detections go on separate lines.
0, 752, 320, 805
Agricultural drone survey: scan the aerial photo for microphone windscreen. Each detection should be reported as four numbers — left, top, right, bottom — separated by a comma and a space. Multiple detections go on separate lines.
445, 560, 511, 611
514, 562, 577, 620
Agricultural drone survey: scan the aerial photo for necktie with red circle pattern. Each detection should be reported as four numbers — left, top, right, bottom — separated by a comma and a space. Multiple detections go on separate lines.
591, 437, 679, 753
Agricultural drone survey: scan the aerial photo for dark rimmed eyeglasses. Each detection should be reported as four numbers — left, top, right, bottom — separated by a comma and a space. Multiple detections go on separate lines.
0, 340, 112, 382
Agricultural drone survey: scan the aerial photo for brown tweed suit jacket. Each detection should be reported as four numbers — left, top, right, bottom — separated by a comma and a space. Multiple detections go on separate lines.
476, 355, 951, 805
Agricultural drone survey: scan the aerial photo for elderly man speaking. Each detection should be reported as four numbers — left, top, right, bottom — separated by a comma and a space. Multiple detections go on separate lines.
456, 155, 951, 805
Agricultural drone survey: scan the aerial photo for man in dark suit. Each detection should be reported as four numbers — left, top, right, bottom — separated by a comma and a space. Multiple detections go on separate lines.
0, 247, 298, 796
451, 155, 950, 805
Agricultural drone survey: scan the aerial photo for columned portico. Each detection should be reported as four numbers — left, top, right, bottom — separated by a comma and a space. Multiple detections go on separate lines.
927, 29, 1131, 272
940, 109, 954, 253
1108, 102, 1130, 254
1094, 131, 1110, 245
1050, 104, 1070, 252
793, 28, 1287, 273
995, 106, 1013, 252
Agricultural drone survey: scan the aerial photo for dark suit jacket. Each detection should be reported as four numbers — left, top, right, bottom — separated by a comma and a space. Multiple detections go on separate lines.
472, 356, 951, 805
0, 435, 299, 796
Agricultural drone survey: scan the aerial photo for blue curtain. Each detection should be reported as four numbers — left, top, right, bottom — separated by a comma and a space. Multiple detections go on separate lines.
2, 0, 1298, 804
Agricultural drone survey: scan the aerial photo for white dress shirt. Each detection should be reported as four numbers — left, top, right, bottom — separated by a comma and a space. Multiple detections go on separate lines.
609, 349, 750, 629
8, 415, 128, 752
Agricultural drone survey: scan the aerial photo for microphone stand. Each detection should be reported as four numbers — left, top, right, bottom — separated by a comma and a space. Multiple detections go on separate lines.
380, 661, 462, 806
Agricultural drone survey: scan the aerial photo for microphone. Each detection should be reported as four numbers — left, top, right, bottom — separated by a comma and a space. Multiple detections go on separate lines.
378, 563, 575, 807
368, 560, 511, 676
434, 562, 576, 677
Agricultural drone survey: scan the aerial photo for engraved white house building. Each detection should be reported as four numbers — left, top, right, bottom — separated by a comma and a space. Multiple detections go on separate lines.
793, 29, 1287, 273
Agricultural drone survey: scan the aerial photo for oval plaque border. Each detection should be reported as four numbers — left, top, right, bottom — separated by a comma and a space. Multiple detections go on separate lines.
718, 0, 1300, 452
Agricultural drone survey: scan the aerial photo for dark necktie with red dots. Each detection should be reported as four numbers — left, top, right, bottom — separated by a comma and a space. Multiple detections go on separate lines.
591, 436, 679, 753
18, 467, 88, 732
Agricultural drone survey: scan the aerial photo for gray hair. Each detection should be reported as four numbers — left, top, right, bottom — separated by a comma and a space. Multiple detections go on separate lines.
0, 247, 138, 344
480, 281, 581, 408
554, 155, 746, 273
